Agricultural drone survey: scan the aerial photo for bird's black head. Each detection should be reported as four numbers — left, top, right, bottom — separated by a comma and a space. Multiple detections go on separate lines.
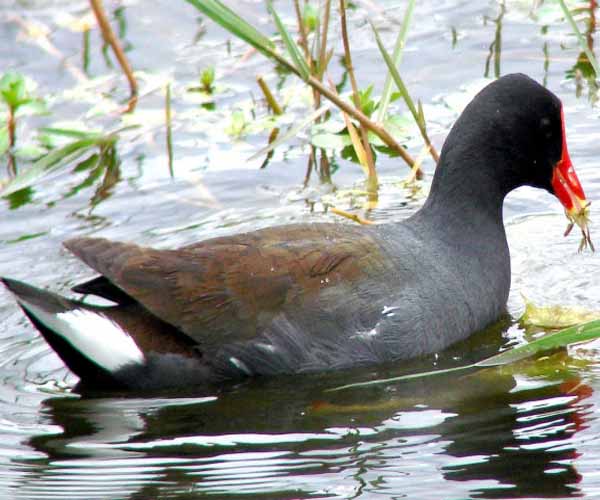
434, 73, 586, 214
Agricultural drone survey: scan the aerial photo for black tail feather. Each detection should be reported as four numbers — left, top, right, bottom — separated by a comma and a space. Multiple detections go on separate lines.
1, 277, 73, 314
72, 276, 136, 305
2, 276, 215, 392
2, 277, 119, 387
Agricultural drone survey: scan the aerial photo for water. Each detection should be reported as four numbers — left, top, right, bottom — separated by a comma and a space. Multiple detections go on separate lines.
1, 0, 600, 498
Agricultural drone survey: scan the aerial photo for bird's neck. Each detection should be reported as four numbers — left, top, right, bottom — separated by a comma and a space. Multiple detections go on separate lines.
410, 151, 510, 254
406, 153, 512, 310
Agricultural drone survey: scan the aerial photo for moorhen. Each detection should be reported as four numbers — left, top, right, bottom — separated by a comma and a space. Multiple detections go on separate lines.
1, 74, 589, 391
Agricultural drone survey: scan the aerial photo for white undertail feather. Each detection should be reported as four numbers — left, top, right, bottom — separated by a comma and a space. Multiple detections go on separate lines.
21, 302, 145, 373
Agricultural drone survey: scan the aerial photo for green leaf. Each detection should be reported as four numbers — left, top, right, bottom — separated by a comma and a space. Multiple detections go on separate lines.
4, 186, 33, 210
73, 153, 101, 173
360, 84, 373, 101
15, 99, 47, 117
63, 155, 106, 199
358, 85, 377, 117
28, 138, 100, 171
267, 0, 311, 81
375, 0, 415, 123
0, 71, 28, 109
366, 114, 411, 147
13, 143, 48, 160
370, 20, 434, 157
384, 114, 412, 133
39, 127, 103, 140
6, 231, 48, 244
389, 91, 403, 103
224, 109, 249, 138
370, 22, 420, 127
0, 125, 8, 156
311, 131, 352, 150
476, 320, 600, 367
200, 66, 216, 92
303, 3, 319, 32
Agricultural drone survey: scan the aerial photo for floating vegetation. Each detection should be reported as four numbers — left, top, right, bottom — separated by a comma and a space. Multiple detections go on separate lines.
0, 0, 597, 224
520, 295, 600, 330
184, 0, 423, 181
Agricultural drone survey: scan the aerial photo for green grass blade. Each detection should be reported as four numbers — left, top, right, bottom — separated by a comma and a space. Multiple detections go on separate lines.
370, 21, 420, 128
375, 0, 415, 123
476, 319, 600, 367
558, 0, 600, 78
39, 127, 103, 140
1, 137, 100, 196
371, 19, 438, 162
326, 364, 471, 392
416, 100, 425, 129
327, 319, 600, 392
267, 0, 310, 80
0, 125, 8, 156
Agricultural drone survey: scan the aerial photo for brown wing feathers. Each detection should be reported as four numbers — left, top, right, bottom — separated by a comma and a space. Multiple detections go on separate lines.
63, 226, 381, 350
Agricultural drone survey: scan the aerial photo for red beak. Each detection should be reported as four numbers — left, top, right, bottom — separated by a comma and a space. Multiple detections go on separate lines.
551, 107, 587, 216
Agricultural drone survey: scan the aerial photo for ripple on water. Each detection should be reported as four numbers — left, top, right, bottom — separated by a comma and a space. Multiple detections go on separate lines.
507, 211, 600, 315
2, 0, 600, 498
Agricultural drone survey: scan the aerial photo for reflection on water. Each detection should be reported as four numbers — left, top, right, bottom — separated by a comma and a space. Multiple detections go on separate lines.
2, 0, 600, 499
8, 364, 590, 499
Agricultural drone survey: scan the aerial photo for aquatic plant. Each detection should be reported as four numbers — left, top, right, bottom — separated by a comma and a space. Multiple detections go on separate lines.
0, 71, 45, 177
0, 126, 126, 200
184, 0, 427, 190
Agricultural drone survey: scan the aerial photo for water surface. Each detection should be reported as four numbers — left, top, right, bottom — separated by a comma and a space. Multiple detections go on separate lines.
1, 0, 600, 498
